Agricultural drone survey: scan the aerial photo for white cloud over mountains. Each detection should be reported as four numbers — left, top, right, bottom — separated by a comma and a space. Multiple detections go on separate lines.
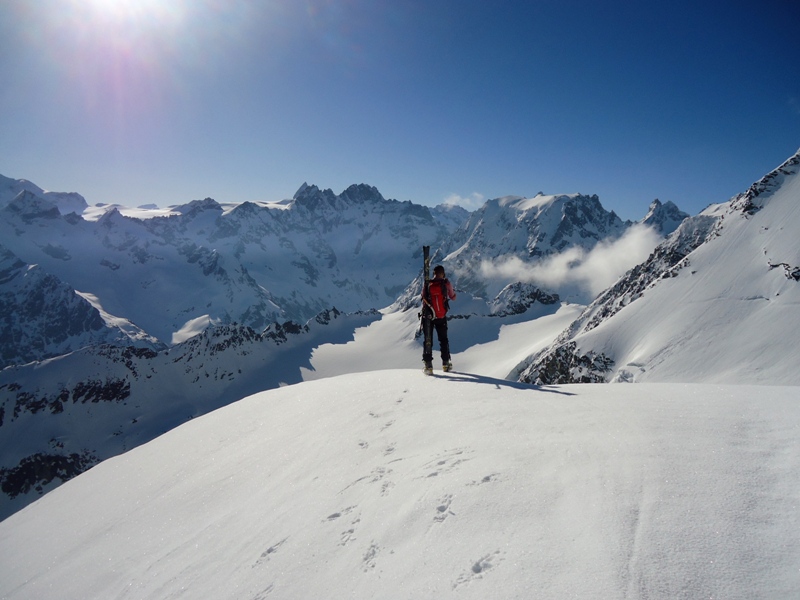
444, 192, 485, 211
480, 224, 663, 300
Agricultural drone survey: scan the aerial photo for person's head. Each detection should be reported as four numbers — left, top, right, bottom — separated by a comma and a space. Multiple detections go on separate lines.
433, 265, 445, 278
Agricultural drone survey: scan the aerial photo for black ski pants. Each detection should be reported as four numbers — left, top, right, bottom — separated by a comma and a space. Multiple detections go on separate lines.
423, 317, 451, 365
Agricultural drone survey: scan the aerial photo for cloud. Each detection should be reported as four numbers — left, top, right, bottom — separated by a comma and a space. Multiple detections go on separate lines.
444, 192, 485, 211
479, 224, 662, 300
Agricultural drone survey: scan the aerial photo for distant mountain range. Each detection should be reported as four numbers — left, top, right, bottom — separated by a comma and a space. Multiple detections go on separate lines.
0, 183, 467, 366
1, 147, 798, 521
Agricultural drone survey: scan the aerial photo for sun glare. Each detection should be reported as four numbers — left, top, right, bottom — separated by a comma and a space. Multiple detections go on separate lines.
24, 0, 259, 128
79, 0, 186, 28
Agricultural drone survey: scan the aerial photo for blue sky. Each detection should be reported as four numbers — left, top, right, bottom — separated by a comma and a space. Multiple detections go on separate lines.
1, 0, 798, 220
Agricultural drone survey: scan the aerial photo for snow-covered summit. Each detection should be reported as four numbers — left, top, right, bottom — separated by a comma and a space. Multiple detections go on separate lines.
172, 197, 224, 216
639, 198, 689, 234
0, 174, 88, 215
292, 182, 385, 207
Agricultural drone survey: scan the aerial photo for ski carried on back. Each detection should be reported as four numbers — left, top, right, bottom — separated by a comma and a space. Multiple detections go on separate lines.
421, 245, 434, 375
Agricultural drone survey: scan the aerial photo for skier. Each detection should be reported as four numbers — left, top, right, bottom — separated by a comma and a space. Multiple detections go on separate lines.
422, 264, 457, 375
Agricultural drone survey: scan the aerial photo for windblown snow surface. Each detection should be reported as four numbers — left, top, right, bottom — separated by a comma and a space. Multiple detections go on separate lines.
0, 370, 798, 599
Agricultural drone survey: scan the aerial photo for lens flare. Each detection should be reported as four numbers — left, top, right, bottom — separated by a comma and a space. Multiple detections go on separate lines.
18, 0, 254, 147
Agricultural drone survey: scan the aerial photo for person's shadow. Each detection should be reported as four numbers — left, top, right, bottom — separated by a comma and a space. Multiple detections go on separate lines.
434, 371, 576, 396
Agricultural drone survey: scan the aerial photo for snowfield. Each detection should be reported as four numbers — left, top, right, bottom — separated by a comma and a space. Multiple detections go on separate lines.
1, 370, 798, 599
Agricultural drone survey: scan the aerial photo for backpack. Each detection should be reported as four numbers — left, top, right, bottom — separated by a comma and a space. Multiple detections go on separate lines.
426, 279, 450, 319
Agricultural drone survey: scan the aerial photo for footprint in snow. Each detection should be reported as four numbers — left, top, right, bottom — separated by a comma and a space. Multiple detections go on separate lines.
254, 537, 288, 567
420, 447, 473, 478
362, 542, 380, 572
339, 528, 356, 546
434, 494, 455, 522
467, 473, 501, 486
325, 505, 357, 522
452, 550, 504, 588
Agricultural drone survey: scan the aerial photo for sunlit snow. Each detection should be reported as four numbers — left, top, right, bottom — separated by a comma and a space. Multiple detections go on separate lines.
0, 371, 797, 599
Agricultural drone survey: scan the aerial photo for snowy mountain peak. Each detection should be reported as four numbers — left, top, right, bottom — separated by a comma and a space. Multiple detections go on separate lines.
292, 183, 337, 206
0, 244, 162, 368
640, 198, 689, 235
174, 197, 223, 216
339, 183, 385, 204
4, 190, 61, 222
489, 282, 560, 316
0, 174, 87, 215
0, 175, 45, 208
294, 181, 310, 197
292, 182, 386, 209
430, 203, 471, 232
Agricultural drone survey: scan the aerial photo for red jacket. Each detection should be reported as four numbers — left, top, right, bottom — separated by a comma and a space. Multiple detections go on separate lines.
422, 277, 456, 319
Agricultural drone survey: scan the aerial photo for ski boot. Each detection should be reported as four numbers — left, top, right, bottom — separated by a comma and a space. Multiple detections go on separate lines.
442, 361, 453, 373
423, 362, 434, 376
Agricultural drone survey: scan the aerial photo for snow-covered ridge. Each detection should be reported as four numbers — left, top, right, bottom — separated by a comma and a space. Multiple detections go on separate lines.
729, 148, 800, 215
1, 371, 798, 599
517, 148, 800, 385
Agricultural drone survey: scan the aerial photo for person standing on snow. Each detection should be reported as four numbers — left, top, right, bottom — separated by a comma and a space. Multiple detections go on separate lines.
421, 264, 457, 374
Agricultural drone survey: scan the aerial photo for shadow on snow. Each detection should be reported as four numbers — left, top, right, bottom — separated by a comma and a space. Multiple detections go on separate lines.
432, 371, 576, 396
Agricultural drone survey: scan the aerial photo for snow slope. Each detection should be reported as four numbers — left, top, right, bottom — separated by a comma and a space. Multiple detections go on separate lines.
303, 303, 583, 381
520, 149, 800, 385
0, 256, 572, 521
0, 371, 797, 599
